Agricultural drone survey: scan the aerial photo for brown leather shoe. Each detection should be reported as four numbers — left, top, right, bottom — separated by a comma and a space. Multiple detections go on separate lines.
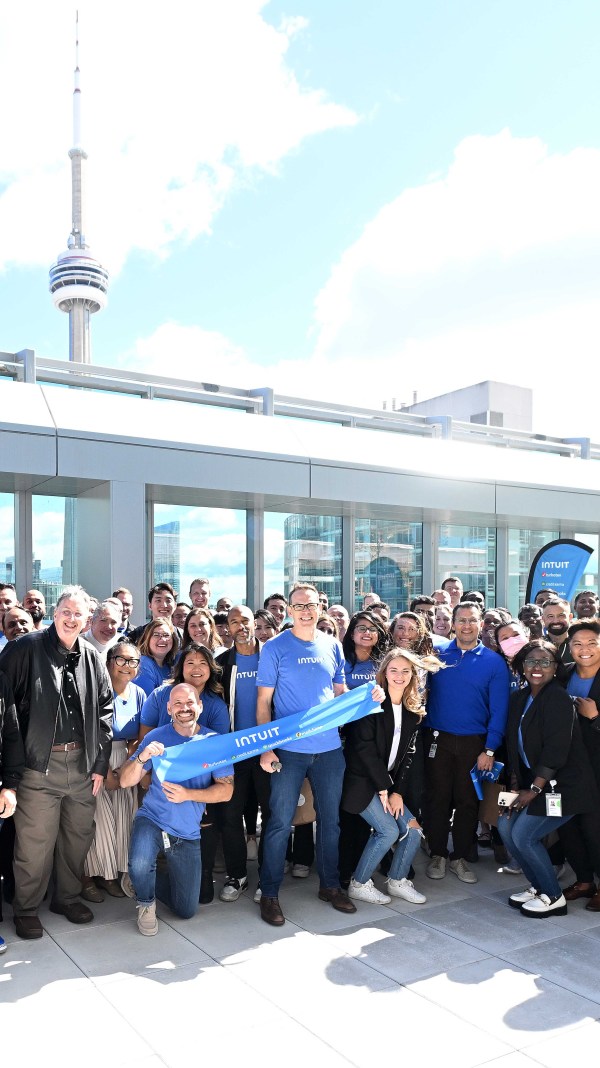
14, 914, 44, 939
260, 896, 285, 926
585, 889, 600, 912
80, 878, 104, 903
318, 887, 357, 914
563, 881, 596, 901
50, 901, 94, 924
95, 877, 126, 898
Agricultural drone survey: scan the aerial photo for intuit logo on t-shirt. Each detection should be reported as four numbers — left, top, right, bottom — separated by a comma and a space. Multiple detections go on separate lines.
236, 670, 258, 680
297, 656, 326, 665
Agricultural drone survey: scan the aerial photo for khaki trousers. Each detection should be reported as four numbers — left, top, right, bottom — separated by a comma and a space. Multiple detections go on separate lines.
13, 749, 96, 915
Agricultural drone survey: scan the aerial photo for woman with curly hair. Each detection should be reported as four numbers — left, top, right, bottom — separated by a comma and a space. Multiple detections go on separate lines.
138, 641, 228, 740
135, 619, 180, 696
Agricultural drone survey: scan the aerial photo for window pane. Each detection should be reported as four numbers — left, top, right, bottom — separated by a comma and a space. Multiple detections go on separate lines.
153, 504, 247, 606
355, 520, 423, 615
265, 513, 342, 604
32, 495, 77, 613
507, 528, 559, 614
437, 525, 496, 606
574, 532, 598, 601
0, 493, 15, 585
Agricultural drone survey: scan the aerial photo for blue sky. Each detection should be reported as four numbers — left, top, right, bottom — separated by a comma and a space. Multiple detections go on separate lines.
1, 1, 600, 437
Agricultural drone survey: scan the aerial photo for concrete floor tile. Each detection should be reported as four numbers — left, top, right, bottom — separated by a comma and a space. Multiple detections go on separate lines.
321, 913, 490, 983
414, 896, 571, 954
408, 956, 599, 1047
502, 932, 600, 1004
56, 916, 213, 985
0, 935, 86, 1001
521, 1020, 600, 1064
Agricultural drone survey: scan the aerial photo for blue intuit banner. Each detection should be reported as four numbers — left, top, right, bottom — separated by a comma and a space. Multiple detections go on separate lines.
525, 538, 594, 605
152, 683, 382, 784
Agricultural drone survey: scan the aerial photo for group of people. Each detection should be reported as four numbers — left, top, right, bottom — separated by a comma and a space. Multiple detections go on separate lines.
0, 573, 599, 953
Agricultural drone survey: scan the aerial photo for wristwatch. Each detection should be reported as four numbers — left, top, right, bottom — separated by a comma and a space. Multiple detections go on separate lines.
485, 749, 495, 758
529, 783, 542, 795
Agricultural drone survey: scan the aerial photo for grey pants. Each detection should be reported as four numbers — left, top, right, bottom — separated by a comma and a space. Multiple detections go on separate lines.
13, 749, 96, 915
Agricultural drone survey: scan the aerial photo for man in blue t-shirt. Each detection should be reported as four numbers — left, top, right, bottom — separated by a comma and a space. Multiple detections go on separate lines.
121, 683, 233, 936
256, 583, 382, 927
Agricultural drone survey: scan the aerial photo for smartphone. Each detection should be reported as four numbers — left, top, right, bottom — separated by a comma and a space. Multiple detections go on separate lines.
498, 791, 519, 808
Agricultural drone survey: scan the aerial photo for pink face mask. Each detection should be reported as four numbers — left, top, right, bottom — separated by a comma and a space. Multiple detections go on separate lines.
499, 635, 528, 658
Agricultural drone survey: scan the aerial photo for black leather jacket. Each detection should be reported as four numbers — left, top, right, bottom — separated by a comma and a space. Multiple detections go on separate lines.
0, 670, 24, 790
0, 625, 112, 776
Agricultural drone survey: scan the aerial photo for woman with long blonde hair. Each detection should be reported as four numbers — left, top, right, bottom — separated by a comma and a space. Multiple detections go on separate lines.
341, 647, 442, 905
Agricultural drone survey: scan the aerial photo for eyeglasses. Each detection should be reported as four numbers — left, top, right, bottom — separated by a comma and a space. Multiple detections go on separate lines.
355, 625, 378, 634
110, 656, 141, 668
523, 658, 555, 668
58, 609, 85, 621
290, 603, 319, 612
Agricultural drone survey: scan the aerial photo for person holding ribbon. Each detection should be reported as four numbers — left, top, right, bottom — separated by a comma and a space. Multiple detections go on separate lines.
256, 582, 385, 927
121, 683, 233, 936
499, 639, 597, 917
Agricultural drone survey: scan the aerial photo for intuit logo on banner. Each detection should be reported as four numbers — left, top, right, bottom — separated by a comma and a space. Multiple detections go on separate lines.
152, 683, 382, 783
526, 539, 593, 604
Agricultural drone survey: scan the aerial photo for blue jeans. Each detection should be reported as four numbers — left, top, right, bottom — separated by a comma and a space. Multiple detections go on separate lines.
129, 815, 201, 919
354, 796, 420, 884
260, 747, 345, 897
497, 809, 573, 898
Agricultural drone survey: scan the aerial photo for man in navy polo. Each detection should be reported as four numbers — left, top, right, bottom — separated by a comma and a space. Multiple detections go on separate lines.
424, 602, 510, 884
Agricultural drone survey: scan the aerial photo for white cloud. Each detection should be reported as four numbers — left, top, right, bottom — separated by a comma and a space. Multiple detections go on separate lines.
0, 0, 356, 274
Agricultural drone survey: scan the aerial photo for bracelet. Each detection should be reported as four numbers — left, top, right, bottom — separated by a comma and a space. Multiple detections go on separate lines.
137, 754, 146, 765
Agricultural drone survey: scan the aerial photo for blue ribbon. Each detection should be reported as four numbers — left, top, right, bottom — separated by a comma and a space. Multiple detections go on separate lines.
152, 683, 382, 783
470, 760, 505, 801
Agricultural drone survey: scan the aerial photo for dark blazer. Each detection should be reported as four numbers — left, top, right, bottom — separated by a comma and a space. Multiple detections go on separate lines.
564, 666, 600, 791
341, 697, 421, 815
506, 680, 597, 817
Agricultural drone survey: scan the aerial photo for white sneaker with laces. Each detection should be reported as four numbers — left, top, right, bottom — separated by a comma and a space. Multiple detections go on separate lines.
137, 901, 158, 936
219, 876, 248, 902
292, 864, 310, 878
386, 877, 427, 903
509, 886, 537, 909
426, 855, 447, 880
253, 886, 262, 903
348, 878, 391, 904
521, 893, 567, 917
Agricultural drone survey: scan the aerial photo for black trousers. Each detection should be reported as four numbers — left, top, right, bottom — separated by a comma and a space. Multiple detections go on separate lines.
210, 756, 272, 879
558, 809, 600, 883
423, 729, 485, 860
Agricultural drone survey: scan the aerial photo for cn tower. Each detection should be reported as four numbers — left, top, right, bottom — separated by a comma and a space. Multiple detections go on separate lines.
49, 14, 108, 363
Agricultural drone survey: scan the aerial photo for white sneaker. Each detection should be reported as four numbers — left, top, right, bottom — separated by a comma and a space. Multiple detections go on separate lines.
136, 901, 158, 936
386, 877, 427, 903
246, 836, 258, 862
521, 893, 567, 917
348, 878, 391, 904
501, 862, 523, 875
426, 855, 447, 880
509, 886, 538, 909
449, 858, 477, 884
219, 876, 248, 902
253, 886, 262, 903
292, 864, 310, 878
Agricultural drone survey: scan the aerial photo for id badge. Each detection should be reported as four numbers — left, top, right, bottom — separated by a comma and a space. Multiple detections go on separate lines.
428, 731, 439, 759
546, 793, 562, 817
162, 831, 171, 851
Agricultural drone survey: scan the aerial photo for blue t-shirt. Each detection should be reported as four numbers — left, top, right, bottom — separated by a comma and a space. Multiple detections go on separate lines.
135, 657, 172, 697
131, 723, 233, 839
235, 651, 260, 730
344, 658, 377, 690
256, 629, 346, 753
112, 682, 145, 740
140, 683, 229, 735
567, 673, 594, 699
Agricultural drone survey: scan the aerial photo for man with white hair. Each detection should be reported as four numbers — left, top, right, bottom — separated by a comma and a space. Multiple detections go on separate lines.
83, 598, 122, 661
1, 585, 113, 939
